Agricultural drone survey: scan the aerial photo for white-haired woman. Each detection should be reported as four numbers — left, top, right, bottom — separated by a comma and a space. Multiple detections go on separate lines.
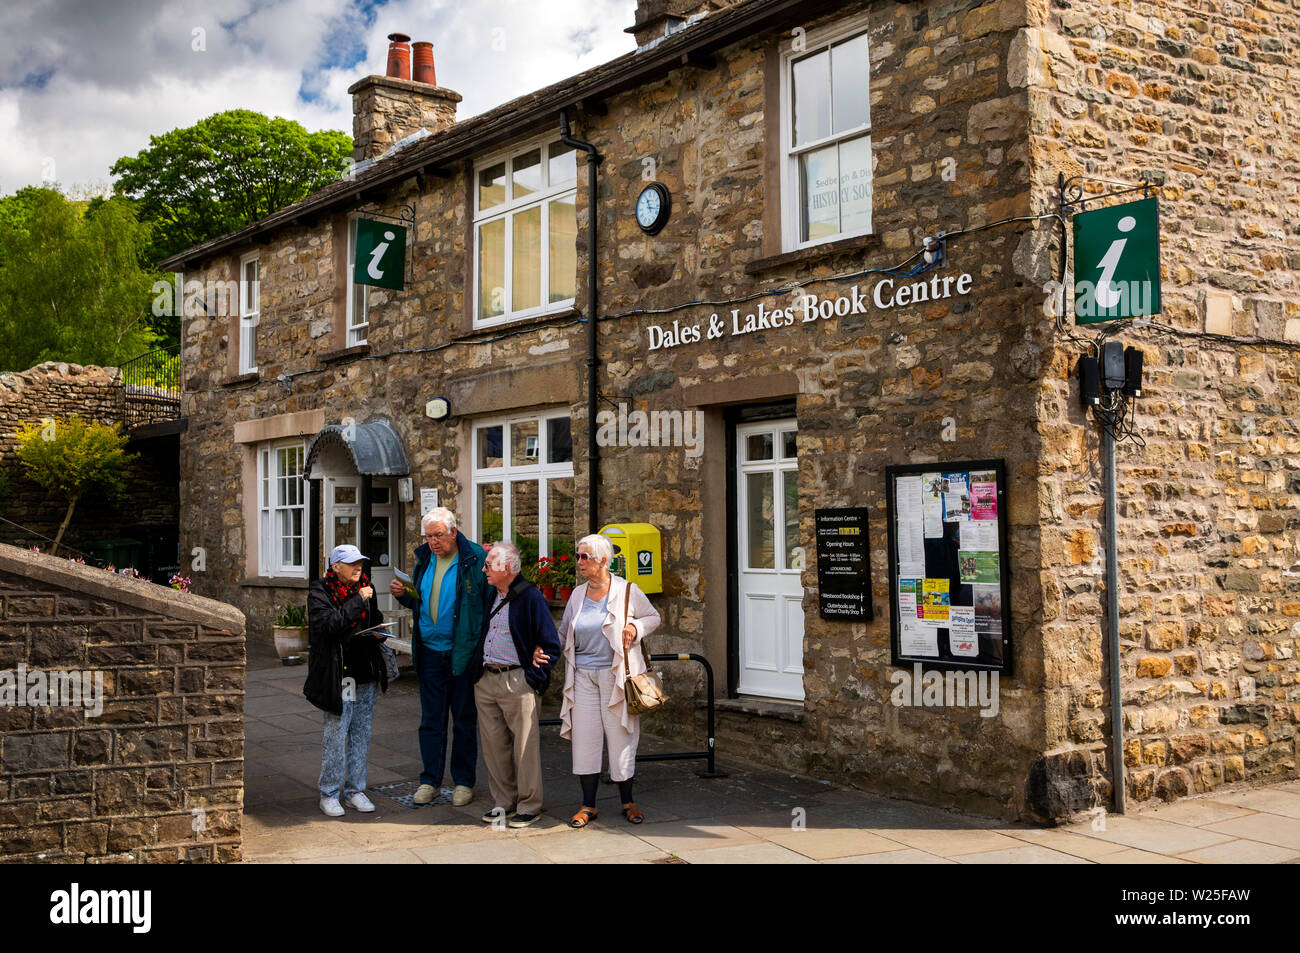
558, 533, 660, 827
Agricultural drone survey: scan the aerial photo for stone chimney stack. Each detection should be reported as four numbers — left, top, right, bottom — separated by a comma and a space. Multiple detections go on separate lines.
626, 0, 726, 48
348, 32, 462, 162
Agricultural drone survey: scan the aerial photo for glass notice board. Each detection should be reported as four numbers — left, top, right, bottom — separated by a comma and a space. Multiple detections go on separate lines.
884, 459, 1012, 674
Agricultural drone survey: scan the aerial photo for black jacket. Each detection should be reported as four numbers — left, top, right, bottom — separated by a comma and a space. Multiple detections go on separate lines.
303, 578, 387, 715
466, 574, 561, 694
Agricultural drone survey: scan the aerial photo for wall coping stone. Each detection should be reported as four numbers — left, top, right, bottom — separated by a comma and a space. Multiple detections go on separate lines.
0, 542, 245, 632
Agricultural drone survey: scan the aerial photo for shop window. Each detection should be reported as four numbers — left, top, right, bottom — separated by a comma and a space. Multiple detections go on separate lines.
257, 439, 306, 577
780, 20, 872, 251
239, 253, 259, 374
345, 218, 369, 346
473, 138, 577, 329
471, 413, 575, 567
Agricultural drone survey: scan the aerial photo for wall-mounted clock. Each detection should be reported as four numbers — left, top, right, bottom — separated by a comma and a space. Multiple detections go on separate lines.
635, 182, 671, 235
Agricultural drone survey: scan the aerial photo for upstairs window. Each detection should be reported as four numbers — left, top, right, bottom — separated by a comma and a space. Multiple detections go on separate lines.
346, 218, 369, 346
239, 253, 259, 374
473, 138, 577, 328
780, 22, 872, 250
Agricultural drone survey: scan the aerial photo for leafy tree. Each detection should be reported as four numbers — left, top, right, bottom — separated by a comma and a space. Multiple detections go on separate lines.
13, 417, 137, 556
111, 110, 353, 263
0, 188, 161, 371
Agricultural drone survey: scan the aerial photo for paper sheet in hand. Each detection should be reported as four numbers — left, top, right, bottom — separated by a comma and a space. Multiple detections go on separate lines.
393, 567, 418, 599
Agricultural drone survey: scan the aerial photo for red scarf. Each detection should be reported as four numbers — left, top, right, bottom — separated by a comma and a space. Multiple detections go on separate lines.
322, 568, 371, 623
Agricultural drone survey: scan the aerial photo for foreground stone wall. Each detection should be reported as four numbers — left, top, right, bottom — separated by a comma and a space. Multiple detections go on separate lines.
1022, 0, 1300, 811
0, 544, 245, 862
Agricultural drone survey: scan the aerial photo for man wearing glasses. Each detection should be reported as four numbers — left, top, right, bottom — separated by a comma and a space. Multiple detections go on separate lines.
390, 506, 491, 808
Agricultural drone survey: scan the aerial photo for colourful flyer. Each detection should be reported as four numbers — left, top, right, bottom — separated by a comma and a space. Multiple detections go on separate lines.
970, 481, 997, 520
958, 550, 1000, 585
919, 577, 950, 625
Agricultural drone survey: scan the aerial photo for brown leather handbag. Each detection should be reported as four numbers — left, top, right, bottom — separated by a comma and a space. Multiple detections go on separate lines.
620, 580, 668, 716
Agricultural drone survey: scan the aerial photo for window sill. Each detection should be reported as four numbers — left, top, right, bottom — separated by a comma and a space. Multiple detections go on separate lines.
320, 344, 371, 365
242, 576, 310, 589
698, 696, 804, 722
456, 308, 580, 344
222, 372, 259, 387
744, 233, 882, 276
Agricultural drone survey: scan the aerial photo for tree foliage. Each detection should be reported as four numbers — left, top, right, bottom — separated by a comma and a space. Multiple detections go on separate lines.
0, 188, 161, 371
14, 417, 137, 555
111, 109, 353, 263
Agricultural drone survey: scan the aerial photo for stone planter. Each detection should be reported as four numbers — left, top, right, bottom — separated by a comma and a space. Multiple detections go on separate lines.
273, 625, 309, 665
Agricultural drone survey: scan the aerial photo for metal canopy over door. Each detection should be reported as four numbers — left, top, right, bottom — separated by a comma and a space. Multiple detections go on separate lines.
735, 418, 805, 700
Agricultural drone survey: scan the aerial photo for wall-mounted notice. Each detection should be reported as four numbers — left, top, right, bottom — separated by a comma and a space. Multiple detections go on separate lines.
885, 459, 1012, 675
815, 507, 873, 622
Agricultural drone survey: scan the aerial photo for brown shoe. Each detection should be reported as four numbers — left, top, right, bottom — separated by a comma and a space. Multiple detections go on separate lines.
621, 802, 644, 824
570, 807, 598, 828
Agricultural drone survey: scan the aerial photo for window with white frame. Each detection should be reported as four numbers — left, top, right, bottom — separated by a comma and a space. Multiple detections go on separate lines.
473, 138, 578, 328
471, 413, 575, 568
345, 218, 369, 346
257, 440, 306, 577
780, 20, 872, 251
239, 253, 259, 374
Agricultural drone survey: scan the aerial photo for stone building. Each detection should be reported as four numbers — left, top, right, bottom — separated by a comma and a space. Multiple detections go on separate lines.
163, 0, 1300, 821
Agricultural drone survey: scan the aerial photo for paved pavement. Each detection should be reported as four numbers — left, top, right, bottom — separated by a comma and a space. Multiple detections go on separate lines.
242, 642, 1300, 864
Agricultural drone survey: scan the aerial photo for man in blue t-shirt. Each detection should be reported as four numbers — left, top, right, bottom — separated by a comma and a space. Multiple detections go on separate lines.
391, 507, 489, 807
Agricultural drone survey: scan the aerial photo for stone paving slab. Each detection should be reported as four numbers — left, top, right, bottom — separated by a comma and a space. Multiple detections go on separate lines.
240, 648, 1300, 864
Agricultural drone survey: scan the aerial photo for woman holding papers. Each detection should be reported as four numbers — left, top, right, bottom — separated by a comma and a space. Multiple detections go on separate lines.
304, 544, 390, 817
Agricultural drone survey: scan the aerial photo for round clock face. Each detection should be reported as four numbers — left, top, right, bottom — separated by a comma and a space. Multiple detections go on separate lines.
635, 183, 670, 235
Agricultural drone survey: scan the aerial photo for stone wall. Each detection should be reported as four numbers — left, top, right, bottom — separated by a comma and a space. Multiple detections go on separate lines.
0, 363, 180, 576
1021, 0, 1300, 811
0, 543, 245, 862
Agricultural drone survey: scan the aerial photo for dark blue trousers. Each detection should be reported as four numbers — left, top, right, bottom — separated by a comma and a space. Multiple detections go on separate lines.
416, 647, 477, 788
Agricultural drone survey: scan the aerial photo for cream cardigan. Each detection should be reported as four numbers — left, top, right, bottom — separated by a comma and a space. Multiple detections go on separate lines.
558, 576, 661, 738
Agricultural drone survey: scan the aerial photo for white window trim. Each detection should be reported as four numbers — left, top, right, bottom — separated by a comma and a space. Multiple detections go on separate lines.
345, 218, 369, 346
257, 438, 307, 578
239, 252, 259, 374
470, 410, 575, 556
779, 15, 874, 253
472, 133, 578, 330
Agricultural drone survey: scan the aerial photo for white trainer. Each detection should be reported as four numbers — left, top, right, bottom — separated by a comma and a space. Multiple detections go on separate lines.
453, 785, 474, 807
320, 796, 345, 817
412, 784, 437, 805
346, 792, 376, 813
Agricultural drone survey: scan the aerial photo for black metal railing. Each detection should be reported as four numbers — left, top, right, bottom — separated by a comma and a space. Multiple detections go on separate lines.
119, 344, 181, 428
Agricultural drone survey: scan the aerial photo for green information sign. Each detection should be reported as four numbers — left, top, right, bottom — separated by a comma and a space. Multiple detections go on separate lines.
1072, 196, 1160, 324
353, 218, 407, 291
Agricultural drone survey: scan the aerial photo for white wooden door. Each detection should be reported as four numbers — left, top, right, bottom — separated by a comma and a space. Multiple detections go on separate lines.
736, 419, 805, 700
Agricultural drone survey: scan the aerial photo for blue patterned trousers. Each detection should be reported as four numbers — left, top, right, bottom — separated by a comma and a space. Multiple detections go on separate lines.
318, 680, 378, 799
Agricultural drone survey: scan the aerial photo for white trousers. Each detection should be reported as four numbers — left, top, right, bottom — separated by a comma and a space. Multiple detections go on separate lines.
570, 667, 639, 781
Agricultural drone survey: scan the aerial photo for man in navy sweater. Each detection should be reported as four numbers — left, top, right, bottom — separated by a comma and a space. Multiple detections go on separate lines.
470, 540, 561, 828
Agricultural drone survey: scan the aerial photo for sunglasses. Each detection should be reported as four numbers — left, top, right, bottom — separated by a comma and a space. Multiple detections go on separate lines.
577, 552, 602, 561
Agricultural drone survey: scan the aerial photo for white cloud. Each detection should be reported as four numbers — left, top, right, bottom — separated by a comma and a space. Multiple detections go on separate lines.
0, 0, 636, 194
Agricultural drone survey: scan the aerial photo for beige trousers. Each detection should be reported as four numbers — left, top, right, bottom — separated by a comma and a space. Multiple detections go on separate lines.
474, 668, 543, 816
571, 667, 639, 781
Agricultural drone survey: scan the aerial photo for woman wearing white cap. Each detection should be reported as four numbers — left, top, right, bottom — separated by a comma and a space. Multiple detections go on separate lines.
304, 544, 389, 817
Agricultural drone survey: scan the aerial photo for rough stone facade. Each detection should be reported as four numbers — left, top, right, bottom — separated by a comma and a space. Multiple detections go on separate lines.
0, 543, 245, 862
172, 0, 1299, 821
0, 362, 181, 577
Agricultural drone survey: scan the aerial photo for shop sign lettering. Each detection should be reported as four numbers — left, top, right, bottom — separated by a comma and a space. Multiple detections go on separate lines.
644, 273, 974, 351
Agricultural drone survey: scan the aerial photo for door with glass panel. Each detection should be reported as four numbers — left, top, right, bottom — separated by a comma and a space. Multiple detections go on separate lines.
324, 476, 400, 634
736, 419, 805, 700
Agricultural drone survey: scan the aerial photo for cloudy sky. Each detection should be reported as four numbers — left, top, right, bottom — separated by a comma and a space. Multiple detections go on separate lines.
0, 0, 638, 196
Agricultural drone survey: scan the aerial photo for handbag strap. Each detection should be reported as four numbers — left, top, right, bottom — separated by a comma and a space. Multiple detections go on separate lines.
621, 578, 632, 676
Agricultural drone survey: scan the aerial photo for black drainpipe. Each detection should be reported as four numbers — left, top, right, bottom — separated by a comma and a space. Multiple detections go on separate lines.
559, 109, 602, 534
